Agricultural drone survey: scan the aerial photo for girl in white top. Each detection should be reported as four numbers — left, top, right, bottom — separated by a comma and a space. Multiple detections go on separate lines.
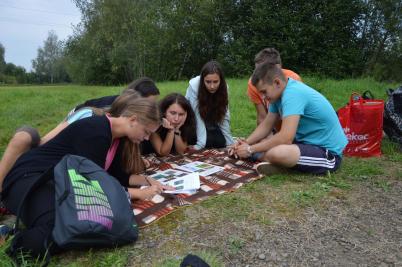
185, 61, 234, 150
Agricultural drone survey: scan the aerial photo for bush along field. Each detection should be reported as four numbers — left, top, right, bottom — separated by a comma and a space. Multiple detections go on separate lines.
0, 77, 401, 266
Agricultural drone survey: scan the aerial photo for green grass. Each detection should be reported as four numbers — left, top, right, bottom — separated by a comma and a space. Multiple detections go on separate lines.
228, 236, 245, 254
0, 76, 401, 266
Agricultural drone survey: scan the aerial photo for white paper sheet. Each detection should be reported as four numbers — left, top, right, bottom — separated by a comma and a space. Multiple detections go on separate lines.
162, 172, 200, 194
175, 161, 224, 176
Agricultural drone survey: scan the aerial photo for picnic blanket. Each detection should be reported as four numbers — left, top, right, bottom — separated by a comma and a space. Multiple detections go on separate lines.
132, 149, 262, 227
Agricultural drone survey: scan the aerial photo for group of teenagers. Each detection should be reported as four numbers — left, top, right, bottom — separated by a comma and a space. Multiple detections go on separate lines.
0, 48, 347, 257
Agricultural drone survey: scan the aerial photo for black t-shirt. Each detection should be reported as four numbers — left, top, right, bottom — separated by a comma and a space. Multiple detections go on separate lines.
3, 115, 130, 195
74, 95, 118, 111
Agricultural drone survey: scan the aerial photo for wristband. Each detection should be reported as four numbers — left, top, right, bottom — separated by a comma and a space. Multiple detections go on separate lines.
174, 131, 181, 136
247, 145, 253, 155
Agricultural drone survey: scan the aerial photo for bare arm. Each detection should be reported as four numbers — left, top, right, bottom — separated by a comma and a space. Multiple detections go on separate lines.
128, 174, 174, 199
251, 115, 299, 152
237, 115, 300, 158
127, 174, 174, 200
173, 131, 188, 155
127, 187, 160, 200
246, 112, 279, 145
40, 121, 69, 145
150, 131, 174, 156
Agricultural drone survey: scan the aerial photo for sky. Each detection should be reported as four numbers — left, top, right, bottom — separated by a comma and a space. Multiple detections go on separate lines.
0, 0, 81, 71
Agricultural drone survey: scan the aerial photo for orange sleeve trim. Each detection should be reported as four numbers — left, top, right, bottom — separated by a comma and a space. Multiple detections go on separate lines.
283, 69, 302, 82
247, 78, 263, 105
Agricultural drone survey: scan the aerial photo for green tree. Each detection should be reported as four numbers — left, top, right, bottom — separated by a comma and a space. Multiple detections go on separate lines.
66, 0, 147, 84
218, 0, 363, 78
358, 0, 402, 81
67, 0, 223, 83
32, 31, 69, 83
0, 44, 29, 84
65, 0, 401, 84
5, 63, 27, 83
0, 43, 6, 74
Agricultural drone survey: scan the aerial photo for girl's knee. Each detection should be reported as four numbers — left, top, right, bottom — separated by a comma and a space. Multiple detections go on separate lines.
14, 126, 40, 148
11, 132, 33, 148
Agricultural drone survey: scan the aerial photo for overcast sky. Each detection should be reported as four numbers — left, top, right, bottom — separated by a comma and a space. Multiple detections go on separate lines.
0, 0, 81, 71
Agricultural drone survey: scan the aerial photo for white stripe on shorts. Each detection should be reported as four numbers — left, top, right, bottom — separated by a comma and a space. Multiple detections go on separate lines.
298, 156, 336, 169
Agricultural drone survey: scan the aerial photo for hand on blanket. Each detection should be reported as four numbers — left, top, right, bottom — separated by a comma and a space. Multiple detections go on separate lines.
227, 139, 248, 159
227, 140, 243, 157
138, 185, 163, 200
228, 139, 249, 158
236, 142, 252, 159
146, 176, 175, 192
227, 145, 236, 158
142, 158, 151, 169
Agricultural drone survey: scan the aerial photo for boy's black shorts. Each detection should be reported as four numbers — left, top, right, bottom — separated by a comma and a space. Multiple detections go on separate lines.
293, 143, 342, 174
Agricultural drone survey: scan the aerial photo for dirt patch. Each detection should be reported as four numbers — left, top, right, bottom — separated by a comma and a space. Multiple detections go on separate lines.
131, 178, 402, 266
1, 177, 402, 266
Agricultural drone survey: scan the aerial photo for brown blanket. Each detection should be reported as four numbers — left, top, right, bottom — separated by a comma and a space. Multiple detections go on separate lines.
132, 149, 261, 227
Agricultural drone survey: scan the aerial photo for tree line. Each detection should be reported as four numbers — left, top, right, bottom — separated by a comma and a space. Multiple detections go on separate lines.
0, 31, 69, 84
1, 0, 401, 85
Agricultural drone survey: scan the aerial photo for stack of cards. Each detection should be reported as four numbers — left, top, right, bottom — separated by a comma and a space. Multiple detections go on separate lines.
148, 161, 224, 194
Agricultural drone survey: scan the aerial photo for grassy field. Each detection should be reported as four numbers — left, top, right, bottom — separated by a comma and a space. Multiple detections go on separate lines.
0, 77, 399, 150
0, 77, 401, 266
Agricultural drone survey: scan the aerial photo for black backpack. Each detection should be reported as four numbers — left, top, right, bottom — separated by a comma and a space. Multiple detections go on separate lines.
8, 154, 138, 263
383, 86, 402, 146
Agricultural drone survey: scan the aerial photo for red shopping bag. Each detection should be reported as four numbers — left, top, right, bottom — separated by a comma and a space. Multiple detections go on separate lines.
338, 93, 384, 157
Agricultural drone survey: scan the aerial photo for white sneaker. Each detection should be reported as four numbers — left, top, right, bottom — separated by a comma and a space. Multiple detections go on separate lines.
255, 162, 288, 176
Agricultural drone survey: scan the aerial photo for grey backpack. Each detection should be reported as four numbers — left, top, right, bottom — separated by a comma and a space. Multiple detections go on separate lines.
52, 154, 138, 249
8, 154, 138, 264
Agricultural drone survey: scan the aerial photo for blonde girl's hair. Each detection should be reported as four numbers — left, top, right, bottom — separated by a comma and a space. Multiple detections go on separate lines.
109, 91, 161, 174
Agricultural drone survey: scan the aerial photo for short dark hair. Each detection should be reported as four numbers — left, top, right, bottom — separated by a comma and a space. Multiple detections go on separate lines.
125, 77, 160, 97
251, 60, 285, 86
254, 48, 282, 65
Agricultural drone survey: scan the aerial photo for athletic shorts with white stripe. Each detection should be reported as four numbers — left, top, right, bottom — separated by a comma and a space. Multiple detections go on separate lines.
293, 143, 342, 174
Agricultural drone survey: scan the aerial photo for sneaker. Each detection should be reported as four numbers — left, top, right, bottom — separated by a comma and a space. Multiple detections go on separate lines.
0, 224, 11, 239
255, 162, 288, 176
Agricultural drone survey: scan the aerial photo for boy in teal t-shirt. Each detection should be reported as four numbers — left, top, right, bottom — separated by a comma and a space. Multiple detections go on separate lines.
233, 60, 348, 175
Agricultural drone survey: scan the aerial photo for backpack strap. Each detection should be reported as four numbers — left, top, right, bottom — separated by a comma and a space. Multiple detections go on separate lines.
13, 167, 54, 233
7, 167, 54, 265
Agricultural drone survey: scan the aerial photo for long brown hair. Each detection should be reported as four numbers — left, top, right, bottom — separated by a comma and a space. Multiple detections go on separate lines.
109, 91, 161, 174
197, 61, 228, 124
158, 93, 196, 144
